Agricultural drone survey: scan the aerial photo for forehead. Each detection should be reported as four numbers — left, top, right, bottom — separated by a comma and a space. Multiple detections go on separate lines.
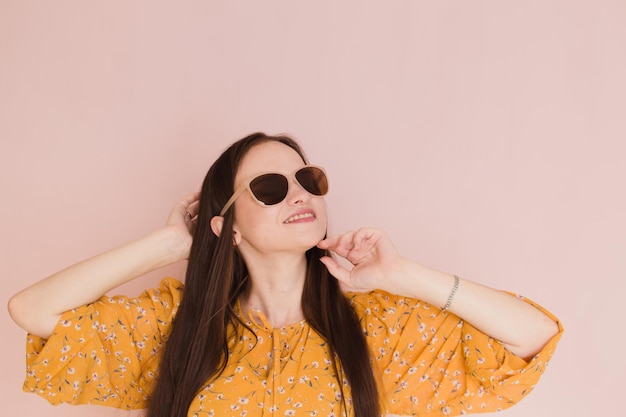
235, 141, 306, 183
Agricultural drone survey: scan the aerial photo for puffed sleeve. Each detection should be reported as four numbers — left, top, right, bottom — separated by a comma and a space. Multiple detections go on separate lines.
23, 278, 184, 409
349, 290, 562, 416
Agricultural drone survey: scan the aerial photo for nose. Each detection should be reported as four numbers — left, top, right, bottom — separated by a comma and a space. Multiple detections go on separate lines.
285, 178, 310, 205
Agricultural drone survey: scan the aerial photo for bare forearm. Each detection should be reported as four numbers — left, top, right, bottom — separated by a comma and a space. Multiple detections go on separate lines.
391, 259, 559, 360
318, 228, 559, 360
8, 227, 184, 339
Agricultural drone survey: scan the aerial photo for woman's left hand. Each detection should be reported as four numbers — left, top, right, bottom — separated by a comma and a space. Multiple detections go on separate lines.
317, 228, 402, 292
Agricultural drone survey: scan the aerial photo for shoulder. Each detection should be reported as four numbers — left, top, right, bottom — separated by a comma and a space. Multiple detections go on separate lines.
346, 290, 434, 322
138, 277, 185, 315
346, 290, 421, 310
150, 277, 185, 301
93, 278, 185, 325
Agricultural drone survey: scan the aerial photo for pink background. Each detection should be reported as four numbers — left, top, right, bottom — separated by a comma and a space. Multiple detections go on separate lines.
1, 1, 624, 416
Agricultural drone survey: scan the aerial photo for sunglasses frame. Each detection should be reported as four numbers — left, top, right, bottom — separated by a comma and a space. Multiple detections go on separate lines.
219, 165, 328, 216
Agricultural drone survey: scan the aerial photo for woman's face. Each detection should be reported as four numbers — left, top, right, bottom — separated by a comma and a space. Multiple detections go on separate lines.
231, 141, 328, 256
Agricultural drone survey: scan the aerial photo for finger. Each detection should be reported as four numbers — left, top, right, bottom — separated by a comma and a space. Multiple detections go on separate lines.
180, 191, 201, 207
317, 233, 342, 249
186, 200, 200, 220
318, 231, 355, 254
337, 230, 380, 263
319, 256, 351, 283
168, 192, 201, 226
353, 228, 380, 251
330, 232, 359, 259
178, 192, 200, 220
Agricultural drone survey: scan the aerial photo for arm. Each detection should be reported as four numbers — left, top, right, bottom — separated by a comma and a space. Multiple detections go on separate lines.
8, 192, 199, 340
317, 228, 560, 360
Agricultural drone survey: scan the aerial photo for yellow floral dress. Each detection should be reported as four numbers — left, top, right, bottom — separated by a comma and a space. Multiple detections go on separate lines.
23, 278, 562, 416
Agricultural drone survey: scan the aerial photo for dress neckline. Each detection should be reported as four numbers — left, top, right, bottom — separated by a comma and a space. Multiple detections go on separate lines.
235, 298, 307, 332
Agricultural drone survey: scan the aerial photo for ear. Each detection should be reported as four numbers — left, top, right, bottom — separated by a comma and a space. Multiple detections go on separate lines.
232, 228, 242, 245
210, 216, 224, 237
210, 215, 242, 245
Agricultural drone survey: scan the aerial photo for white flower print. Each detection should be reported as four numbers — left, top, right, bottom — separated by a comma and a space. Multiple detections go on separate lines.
21, 279, 558, 416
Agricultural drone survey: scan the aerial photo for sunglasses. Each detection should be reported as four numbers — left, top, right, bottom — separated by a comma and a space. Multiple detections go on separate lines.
219, 165, 329, 216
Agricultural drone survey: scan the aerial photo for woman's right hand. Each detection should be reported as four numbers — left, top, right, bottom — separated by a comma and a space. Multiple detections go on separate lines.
164, 191, 200, 262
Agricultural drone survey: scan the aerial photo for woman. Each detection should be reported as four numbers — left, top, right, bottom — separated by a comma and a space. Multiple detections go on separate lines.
9, 132, 562, 417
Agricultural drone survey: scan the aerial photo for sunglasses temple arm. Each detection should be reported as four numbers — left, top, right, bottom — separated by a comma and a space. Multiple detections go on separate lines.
219, 187, 247, 217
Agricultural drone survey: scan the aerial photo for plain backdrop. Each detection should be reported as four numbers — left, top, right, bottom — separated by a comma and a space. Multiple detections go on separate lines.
1, 1, 624, 416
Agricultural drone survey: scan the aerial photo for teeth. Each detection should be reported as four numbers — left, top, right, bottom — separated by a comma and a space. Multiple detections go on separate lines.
285, 213, 314, 223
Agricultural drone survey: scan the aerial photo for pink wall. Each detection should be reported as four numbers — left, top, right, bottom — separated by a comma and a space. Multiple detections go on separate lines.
1, 1, 624, 416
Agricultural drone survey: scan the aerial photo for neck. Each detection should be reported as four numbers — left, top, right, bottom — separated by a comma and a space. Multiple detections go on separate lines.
240, 252, 308, 327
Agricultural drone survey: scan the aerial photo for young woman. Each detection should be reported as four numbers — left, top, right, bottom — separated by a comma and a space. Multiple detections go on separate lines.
9, 133, 562, 417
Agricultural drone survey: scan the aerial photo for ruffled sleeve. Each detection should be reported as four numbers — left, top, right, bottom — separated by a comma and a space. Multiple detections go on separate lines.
349, 290, 562, 416
23, 278, 184, 409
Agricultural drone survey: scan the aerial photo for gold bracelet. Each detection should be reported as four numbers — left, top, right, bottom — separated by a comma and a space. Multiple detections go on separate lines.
442, 275, 460, 311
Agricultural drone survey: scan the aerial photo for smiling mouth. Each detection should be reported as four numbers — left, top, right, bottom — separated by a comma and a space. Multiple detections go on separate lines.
284, 212, 315, 224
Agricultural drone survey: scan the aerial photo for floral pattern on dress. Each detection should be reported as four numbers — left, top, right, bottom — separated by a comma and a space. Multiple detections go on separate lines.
23, 278, 562, 416
349, 290, 561, 416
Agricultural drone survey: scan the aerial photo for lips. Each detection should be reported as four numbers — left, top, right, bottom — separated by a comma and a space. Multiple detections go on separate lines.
284, 210, 316, 224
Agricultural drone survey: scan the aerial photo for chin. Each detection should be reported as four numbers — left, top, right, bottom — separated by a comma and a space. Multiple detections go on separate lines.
297, 228, 327, 251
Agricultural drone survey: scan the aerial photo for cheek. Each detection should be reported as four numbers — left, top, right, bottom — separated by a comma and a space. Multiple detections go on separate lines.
233, 202, 279, 237
317, 199, 329, 223
313, 200, 329, 236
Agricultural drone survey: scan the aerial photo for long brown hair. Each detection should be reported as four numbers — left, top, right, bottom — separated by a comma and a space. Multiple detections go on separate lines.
147, 133, 380, 417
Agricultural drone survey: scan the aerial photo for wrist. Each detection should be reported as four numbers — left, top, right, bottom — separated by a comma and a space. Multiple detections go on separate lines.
382, 257, 423, 296
144, 227, 190, 267
385, 258, 455, 306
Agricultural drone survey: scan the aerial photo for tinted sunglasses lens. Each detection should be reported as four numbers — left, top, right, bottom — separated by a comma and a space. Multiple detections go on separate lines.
296, 167, 328, 196
249, 173, 289, 205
